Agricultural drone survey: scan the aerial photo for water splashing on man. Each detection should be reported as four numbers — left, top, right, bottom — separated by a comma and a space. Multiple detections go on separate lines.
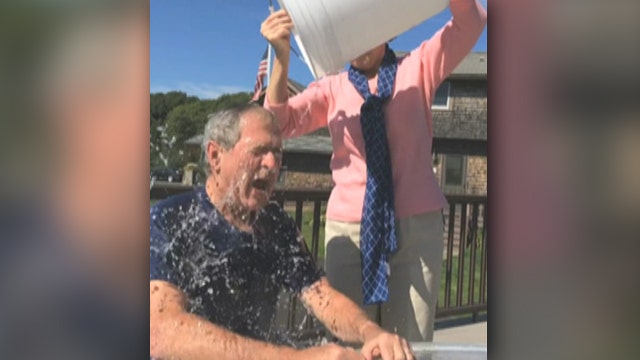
150, 103, 414, 359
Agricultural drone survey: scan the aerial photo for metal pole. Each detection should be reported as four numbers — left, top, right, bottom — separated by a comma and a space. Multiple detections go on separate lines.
266, 0, 275, 87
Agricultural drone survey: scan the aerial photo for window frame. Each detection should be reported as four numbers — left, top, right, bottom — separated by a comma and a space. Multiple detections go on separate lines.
431, 81, 451, 110
442, 154, 467, 191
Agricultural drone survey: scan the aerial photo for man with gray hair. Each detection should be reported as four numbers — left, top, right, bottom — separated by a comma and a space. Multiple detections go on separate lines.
150, 103, 414, 360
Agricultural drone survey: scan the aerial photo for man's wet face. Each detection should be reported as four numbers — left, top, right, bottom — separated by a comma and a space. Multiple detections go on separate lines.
222, 113, 282, 211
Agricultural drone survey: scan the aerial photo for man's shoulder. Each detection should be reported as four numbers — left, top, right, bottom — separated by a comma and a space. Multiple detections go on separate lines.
150, 187, 210, 233
151, 187, 204, 215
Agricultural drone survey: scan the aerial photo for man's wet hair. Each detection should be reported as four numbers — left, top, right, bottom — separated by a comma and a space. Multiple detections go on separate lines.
201, 103, 278, 172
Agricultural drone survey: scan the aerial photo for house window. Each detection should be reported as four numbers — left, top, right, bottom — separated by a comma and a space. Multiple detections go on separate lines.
432, 81, 450, 109
443, 154, 466, 188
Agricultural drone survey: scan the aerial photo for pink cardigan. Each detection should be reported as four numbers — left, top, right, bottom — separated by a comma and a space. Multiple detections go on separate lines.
265, 0, 487, 222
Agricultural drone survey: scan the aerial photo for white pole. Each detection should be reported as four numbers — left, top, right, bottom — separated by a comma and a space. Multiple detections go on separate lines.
266, 44, 272, 88
266, 3, 275, 87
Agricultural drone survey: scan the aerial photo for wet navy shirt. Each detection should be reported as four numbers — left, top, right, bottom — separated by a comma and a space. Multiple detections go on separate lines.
150, 187, 322, 342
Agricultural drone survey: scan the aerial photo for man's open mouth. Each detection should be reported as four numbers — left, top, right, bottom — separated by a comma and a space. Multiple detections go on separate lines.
251, 178, 270, 191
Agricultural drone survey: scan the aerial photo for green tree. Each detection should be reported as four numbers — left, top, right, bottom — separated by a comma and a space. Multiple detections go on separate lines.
150, 91, 198, 168
150, 91, 198, 123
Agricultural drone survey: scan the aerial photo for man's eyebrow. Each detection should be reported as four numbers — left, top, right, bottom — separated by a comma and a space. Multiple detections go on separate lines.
252, 144, 283, 152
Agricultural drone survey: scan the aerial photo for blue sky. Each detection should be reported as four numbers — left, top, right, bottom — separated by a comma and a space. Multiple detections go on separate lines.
151, 0, 487, 99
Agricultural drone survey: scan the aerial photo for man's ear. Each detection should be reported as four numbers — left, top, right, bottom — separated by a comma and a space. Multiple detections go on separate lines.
206, 141, 223, 174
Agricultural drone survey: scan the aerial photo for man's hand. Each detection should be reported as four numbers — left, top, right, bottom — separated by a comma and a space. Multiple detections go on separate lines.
297, 343, 364, 360
360, 323, 415, 360
260, 9, 293, 58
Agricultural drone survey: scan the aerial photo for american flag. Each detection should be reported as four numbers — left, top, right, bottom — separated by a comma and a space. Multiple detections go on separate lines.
251, 46, 269, 102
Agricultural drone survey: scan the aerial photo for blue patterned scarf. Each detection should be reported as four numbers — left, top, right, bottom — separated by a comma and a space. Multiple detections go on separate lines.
348, 45, 398, 305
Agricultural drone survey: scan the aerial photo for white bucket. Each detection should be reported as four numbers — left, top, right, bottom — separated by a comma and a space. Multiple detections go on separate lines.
277, 0, 450, 79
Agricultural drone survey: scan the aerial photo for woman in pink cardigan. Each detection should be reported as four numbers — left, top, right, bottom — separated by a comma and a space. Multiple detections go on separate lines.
261, 0, 486, 341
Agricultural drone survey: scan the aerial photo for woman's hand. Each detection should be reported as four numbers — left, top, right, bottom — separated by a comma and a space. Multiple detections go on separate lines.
260, 9, 294, 57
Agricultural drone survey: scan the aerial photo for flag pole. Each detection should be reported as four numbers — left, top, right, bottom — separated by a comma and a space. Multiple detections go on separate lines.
266, 44, 272, 89
266, 0, 275, 87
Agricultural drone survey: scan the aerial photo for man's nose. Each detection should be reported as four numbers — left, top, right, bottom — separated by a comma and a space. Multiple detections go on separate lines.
262, 151, 279, 169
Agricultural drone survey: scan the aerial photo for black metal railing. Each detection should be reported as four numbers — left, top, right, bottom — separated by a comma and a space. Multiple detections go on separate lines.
151, 183, 487, 327
438, 196, 488, 320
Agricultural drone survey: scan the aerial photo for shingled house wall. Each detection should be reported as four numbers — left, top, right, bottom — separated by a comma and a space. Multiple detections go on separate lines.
432, 79, 487, 140
431, 77, 487, 195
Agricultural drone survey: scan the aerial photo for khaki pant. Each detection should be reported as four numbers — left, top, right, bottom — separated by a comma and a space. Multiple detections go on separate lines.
324, 211, 444, 342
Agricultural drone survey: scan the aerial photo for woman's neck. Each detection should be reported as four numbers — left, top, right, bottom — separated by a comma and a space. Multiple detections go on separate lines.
363, 68, 379, 79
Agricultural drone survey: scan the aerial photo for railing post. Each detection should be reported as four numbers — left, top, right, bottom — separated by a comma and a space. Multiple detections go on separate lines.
295, 201, 303, 229
456, 202, 468, 307
311, 201, 322, 263
480, 202, 488, 305
468, 203, 479, 306
444, 202, 456, 308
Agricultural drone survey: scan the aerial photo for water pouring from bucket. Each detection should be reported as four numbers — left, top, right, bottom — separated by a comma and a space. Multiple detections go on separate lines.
276, 0, 450, 78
